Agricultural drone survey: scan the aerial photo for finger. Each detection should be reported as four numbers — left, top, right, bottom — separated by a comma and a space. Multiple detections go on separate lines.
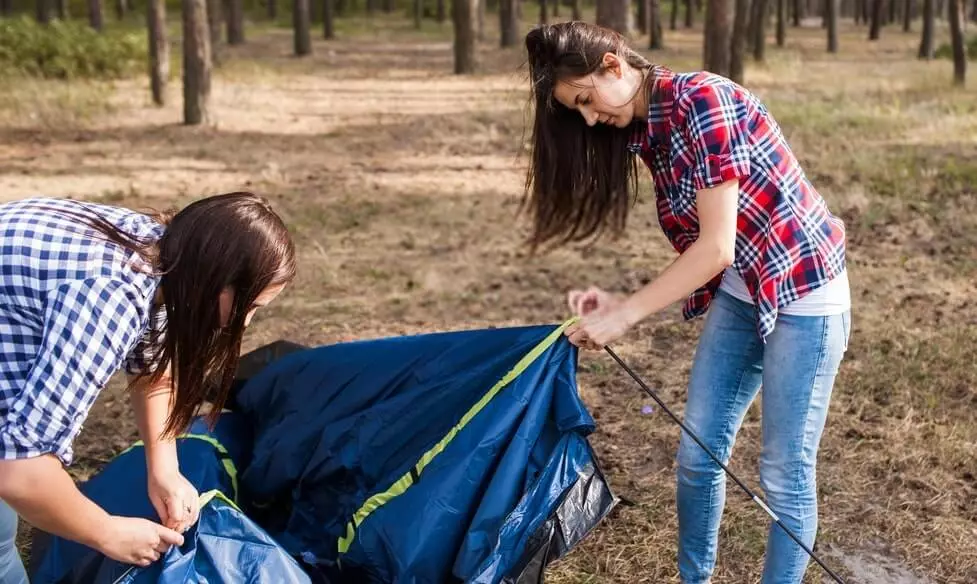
166, 495, 187, 528
157, 524, 185, 547
567, 290, 582, 314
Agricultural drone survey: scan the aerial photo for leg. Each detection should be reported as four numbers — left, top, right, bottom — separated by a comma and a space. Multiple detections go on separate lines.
0, 499, 28, 584
758, 310, 851, 584
676, 291, 764, 584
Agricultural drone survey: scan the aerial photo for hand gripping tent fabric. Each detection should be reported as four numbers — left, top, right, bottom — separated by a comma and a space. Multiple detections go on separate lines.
29, 321, 618, 583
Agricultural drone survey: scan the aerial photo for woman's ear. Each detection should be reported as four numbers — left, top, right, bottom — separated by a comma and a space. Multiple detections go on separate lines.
601, 51, 624, 78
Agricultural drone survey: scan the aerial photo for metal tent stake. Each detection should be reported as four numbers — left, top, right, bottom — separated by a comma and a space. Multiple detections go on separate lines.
603, 346, 847, 584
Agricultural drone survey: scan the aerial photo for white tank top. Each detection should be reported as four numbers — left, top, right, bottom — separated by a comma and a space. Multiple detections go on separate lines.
719, 266, 851, 316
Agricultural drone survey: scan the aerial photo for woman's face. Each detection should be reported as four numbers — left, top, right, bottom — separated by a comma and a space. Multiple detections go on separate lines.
551, 52, 645, 129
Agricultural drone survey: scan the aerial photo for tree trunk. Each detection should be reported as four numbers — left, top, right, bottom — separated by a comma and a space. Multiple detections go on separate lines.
888, 0, 896, 22
869, 0, 882, 38
638, 0, 648, 32
294, 0, 311, 54
437, 0, 445, 21
649, 0, 665, 47
268, 0, 277, 19
36, 0, 51, 23
685, 0, 694, 25
552, 0, 559, 15
970, 0, 977, 23
776, 0, 785, 44
704, 0, 733, 76
948, 0, 966, 84
597, 0, 632, 33
56, 0, 68, 19
183, 0, 212, 126
752, 0, 768, 61
572, 0, 582, 17
792, 0, 800, 23
115, 0, 126, 19
413, 0, 421, 28
383, 0, 394, 10
207, 0, 222, 64
453, 0, 476, 73
539, 0, 547, 23
226, 0, 244, 43
903, 0, 911, 29
730, 0, 750, 82
148, 0, 168, 105
827, 0, 838, 50
1, 0, 10, 16
88, 0, 102, 29
671, 0, 680, 27
477, 0, 485, 41
323, 0, 334, 36
918, 0, 933, 56
499, 0, 518, 45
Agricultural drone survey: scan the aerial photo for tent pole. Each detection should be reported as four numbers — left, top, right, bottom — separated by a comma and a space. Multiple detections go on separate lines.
603, 346, 848, 584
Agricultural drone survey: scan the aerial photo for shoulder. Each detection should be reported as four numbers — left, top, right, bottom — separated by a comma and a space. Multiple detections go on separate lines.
670, 72, 762, 126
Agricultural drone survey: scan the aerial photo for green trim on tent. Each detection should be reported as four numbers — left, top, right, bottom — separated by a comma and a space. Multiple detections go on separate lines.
336, 318, 577, 554
118, 434, 239, 502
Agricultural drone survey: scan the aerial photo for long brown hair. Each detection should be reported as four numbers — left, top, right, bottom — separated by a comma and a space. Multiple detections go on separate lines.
522, 21, 653, 251
56, 192, 296, 437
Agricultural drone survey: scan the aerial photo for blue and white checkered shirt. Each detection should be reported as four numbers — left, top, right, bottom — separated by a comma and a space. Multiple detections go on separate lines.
0, 197, 166, 465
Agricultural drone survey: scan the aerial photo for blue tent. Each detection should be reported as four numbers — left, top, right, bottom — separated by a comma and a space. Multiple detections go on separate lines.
29, 321, 617, 583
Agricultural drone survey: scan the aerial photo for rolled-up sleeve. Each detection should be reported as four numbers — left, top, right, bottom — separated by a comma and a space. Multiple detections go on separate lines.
674, 82, 753, 192
0, 277, 144, 466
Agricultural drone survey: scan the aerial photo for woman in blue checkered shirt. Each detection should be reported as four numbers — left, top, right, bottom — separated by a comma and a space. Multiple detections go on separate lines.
0, 193, 295, 580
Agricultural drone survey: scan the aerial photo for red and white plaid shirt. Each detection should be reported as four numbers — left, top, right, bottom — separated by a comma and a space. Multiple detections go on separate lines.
628, 66, 847, 340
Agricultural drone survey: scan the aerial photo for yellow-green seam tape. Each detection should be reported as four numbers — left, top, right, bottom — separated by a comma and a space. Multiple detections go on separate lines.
336, 318, 577, 554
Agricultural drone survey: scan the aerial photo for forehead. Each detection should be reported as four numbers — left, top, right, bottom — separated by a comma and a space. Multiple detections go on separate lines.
552, 77, 589, 108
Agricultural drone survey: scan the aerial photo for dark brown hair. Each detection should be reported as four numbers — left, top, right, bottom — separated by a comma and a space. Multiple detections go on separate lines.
56, 192, 296, 437
522, 21, 653, 251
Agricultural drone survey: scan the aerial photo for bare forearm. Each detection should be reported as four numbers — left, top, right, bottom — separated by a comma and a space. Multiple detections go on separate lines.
130, 375, 178, 476
0, 456, 111, 550
621, 239, 733, 325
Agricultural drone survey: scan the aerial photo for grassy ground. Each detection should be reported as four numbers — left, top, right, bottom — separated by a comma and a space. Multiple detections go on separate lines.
1, 9, 975, 584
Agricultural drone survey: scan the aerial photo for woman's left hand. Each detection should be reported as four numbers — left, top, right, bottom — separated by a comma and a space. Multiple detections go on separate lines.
566, 303, 638, 350
148, 470, 199, 535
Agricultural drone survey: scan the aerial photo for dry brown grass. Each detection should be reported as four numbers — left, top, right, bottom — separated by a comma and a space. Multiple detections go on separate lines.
2, 11, 975, 584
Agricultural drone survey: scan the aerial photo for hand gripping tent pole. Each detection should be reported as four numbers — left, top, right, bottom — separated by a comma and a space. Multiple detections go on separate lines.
602, 346, 848, 584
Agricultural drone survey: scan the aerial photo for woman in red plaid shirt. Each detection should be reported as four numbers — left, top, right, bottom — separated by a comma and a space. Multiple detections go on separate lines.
522, 22, 852, 584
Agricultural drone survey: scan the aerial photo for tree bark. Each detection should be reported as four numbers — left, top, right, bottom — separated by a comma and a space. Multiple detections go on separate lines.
36, 0, 51, 23
671, 0, 680, 27
776, 0, 786, 44
638, 0, 648, 32
539, 0, 547, 24
918, 0, 933, 56
437, 0, 445, 21
947, 0, 966, 85
649, 0, 664, 47
148, 0, 168, 105
56, 0, 68, 19
227, 0, 244, 44
752, 0, 768, 61
413, 0, 421, 28
826, 0, 838, 50
323, 0, 334, 36
903, 0, 912, 29
792, 0, 801, 23
499, 0, 518, 45
572, 0, 582, 17
970, 0, 977, 23
268, 0, 277, 19
207, 0, 222, 64
88, 0, 102, 29
183, 0, 212, 126
869, 0, 883, 38
115, 0, 126, 19
1, 0, 11, 16
597, 0, 632, 33
453, 0, 476, 73
294, 0, 311, 54
685, 0, 694, 25
704, 0, 733, 76
477, 0, 485, 41
730, 0, 750, 82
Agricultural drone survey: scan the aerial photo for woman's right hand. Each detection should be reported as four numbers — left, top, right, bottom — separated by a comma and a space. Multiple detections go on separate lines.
98, 515, 185, 567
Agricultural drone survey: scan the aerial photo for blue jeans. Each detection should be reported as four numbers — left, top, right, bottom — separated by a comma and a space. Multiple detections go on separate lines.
0, 500, 27, 584
676, 290, 850, 584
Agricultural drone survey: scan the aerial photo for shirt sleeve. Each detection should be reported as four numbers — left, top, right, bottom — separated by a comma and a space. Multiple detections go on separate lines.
123, 304, 166, 376
0, 278, 145, 465
674, 81, 753, 192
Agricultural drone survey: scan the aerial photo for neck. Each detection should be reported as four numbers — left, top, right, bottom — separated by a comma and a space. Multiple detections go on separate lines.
631, 67, 653, 120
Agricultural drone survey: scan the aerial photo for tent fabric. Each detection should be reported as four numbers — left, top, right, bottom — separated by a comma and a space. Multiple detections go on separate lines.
27, 414, 312, 584
29, 322, 617, 584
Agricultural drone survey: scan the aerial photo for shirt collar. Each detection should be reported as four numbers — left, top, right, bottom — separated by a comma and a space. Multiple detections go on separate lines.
627, 65, 677, 154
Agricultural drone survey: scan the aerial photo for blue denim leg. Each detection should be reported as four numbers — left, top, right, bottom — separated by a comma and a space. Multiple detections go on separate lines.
676, 291, 764, 584
0, 499, 28, 584
758, 309, 850, 584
